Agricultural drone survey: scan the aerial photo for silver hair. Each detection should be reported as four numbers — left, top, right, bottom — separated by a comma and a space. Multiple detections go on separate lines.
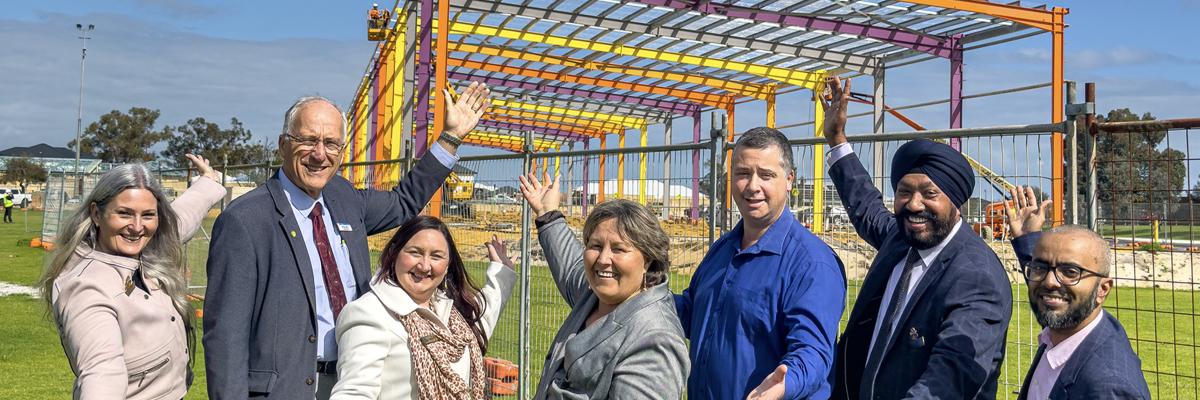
40, 164, 194, 352
1043, 224, 1112, 274
282, 95, 348, 139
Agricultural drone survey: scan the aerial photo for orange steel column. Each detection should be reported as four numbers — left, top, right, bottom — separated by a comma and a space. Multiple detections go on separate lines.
724, 106, 736, 217
1051, 7, 1067, 226
598, 135, 607, 203
429, 0, 450, 218
374, 45, 389, 190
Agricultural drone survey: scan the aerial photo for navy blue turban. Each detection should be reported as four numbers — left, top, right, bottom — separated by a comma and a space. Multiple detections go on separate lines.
890, 139, 975, 208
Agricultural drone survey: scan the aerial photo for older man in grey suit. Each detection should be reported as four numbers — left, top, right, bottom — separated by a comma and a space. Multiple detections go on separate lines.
203, 82, 491, 400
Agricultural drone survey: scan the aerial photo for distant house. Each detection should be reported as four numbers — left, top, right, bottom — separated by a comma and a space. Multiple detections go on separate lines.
0, 143, 102, 173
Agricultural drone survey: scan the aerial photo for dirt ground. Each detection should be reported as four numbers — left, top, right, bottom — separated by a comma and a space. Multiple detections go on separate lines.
370, 215, 1200, 290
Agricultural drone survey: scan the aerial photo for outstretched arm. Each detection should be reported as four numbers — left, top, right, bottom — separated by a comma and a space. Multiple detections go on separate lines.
822, 77, 896, 249
1005, 185, 1051, 263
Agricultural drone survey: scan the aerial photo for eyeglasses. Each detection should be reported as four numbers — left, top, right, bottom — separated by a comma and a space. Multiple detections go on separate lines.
1022, 259, 1107, 286
284, 134, 344, 155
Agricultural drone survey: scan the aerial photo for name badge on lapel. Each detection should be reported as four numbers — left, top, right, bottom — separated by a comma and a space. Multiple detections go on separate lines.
337, 223, 353, 232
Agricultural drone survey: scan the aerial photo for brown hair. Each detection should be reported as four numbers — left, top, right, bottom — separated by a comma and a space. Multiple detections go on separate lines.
582, 200, 670, 287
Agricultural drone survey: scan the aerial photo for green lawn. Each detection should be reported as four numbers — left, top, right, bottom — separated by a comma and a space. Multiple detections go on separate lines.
1102, 223, 1200, 241
3, 211, 1197, 399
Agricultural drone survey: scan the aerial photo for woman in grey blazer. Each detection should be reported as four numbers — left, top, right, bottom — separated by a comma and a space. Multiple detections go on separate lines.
519, 173, 689, 399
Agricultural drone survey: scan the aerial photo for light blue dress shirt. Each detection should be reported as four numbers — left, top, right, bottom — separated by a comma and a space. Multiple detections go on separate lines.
276, 144, 457, 360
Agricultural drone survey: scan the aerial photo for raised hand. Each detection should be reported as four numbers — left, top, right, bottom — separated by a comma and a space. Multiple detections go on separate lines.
485, 235, 516, 270
819, 76, 851, 146
517, 172, 561, 217
185, 153, 221, 182
746, 364, 787, 400
1004, 185, 1051, 238
442, 81, 491, 144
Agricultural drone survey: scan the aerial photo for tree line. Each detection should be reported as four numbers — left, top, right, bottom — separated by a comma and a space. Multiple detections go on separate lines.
65, 107, 273, 168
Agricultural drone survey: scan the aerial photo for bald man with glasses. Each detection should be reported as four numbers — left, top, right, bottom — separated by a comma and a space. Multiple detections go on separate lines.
1006, 186, 1150, 400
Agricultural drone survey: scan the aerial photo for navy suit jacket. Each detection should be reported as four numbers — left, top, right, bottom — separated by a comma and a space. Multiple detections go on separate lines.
202, 155, 450, 400
829, 153, 1012, 400
1011, 233, 1151, 400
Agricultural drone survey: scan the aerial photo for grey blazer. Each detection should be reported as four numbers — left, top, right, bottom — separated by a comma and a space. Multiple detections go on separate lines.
533, 215, 689, 400
202, 155, 450, 400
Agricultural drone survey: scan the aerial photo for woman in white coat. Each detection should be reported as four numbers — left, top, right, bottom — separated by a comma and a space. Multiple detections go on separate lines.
331, 215, 516, 399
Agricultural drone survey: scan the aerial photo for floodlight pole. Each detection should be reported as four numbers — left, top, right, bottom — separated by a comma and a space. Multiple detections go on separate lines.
73, 23, 94, 175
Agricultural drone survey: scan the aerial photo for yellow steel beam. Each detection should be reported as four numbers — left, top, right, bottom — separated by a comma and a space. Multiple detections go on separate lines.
447, 41, 777, 100
435, 20, 826, 90
490, 107, 628, 135
491, 98, 647, 130
466, 131, 560, 153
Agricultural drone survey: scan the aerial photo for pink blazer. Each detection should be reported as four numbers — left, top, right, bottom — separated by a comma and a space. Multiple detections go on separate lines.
52, 177, 225, 400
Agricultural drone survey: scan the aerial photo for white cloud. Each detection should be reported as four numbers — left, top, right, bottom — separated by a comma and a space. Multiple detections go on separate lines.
0, 11, 374, 153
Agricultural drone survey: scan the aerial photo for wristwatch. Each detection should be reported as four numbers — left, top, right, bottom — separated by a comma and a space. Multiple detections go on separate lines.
439, 132, 463, 147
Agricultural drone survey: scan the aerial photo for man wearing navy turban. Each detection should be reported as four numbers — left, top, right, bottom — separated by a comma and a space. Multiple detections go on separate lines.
821, 77, 1013, 400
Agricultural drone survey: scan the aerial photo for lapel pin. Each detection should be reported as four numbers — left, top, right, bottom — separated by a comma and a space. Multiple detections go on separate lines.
290, 230, 297, 238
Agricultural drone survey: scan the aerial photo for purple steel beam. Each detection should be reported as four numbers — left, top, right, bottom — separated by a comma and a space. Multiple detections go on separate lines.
582, 140, 591, 215
639, 0, 959, 59
446, 70, 702, 116
477, 119, 590, 141
414, 0, 433, 157
949, 37, 963, 149
691, 112, 701, 221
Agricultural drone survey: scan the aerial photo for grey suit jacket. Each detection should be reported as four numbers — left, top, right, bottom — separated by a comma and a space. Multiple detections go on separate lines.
202, 155, 450, 400
533, 214, 689, 400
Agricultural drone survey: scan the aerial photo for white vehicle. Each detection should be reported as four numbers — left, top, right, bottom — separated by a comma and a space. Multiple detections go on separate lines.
0, 187, 32, 208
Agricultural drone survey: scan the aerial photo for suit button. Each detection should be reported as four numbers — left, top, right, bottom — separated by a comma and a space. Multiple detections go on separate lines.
170, 316, 176, 322
309, 335, 317, 343
144, 294, 150, 300
306, 377, 314, 385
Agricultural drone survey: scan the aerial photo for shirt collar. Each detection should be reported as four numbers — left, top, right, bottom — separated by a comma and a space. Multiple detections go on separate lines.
733, 209, 795, 255
1037, 309, 1107, 369
371, 278, 455, 327
913, 219, 962, 267
277, 170, 324, 217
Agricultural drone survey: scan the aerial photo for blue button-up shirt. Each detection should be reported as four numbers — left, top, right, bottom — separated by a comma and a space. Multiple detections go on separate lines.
676, 211, 846, 399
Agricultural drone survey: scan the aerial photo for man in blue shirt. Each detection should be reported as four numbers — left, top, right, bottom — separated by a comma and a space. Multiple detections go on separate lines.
676, 127, 847, 399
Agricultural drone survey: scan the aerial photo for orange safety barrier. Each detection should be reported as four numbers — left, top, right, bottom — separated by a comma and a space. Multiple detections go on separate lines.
485, 357, 518, 396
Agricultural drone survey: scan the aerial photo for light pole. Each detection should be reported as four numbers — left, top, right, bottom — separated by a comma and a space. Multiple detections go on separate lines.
73, 23, 94, 175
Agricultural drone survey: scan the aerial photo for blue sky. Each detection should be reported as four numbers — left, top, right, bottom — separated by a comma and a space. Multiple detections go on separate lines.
1, 0, 1198, 162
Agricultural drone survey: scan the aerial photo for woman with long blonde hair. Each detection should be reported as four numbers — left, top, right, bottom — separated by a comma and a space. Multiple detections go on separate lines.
41, 154, 226, 399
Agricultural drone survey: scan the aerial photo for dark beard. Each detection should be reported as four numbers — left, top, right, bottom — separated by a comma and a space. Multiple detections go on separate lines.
1029, 283, 1100, 330
897, 208, 956, 250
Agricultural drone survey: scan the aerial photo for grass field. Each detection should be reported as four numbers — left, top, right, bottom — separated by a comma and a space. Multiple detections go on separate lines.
2, 212, 1197, 399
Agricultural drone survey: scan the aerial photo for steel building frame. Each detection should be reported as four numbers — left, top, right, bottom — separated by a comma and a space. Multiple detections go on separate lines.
343, 0, 1067, 224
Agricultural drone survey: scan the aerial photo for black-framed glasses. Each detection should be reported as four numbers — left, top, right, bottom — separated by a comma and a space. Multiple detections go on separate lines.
284, 134, 344, 155
1021, 259, 1107, 286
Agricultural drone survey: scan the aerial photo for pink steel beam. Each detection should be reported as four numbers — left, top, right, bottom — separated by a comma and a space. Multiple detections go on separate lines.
638, 0, 961, 58
445, 70, 702, 116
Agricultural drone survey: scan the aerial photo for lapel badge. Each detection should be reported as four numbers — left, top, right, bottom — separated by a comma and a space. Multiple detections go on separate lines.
124, 276, 135, 296
909, 327, 925, 347
421, 334, 442, 346
290, 230, 297, 238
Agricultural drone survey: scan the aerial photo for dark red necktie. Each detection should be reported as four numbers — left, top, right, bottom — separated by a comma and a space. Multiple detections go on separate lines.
309, 202, 347, 320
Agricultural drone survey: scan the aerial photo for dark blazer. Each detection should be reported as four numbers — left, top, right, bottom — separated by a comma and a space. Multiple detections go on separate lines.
533, 215, 689, 399
1011, 232, 1151, 400
202, 155, 450, 400
829, 153, 1012, 400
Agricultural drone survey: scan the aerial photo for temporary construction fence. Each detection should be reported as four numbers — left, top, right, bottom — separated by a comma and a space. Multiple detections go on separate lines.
43, 117, 1200, 399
